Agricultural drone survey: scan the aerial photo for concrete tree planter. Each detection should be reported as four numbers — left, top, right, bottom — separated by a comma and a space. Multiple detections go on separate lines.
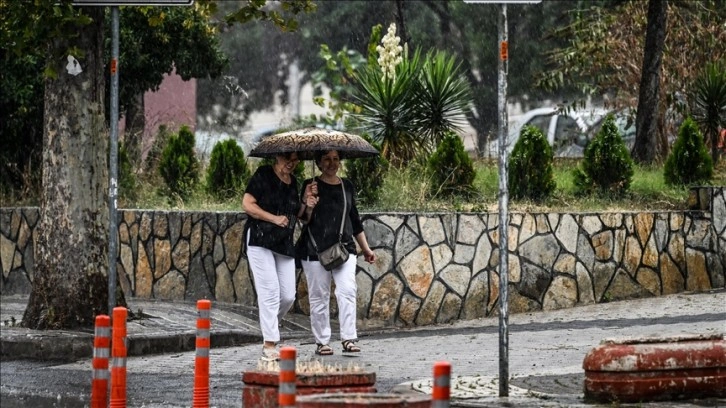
583, 334, 726, 403
296, 393, 431, 408
242, 367, 377, 408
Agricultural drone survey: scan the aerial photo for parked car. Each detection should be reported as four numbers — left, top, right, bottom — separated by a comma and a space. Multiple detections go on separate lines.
487, 107, 606, 157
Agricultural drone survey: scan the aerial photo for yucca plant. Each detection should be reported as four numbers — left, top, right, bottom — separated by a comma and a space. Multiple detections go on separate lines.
690, 61, 726, 164
353, 48, 422, 165
412, 50, 473, 151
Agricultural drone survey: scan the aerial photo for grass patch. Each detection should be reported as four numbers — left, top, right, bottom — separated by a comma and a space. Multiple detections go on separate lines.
370, 158, 725, 213
4, 158, 725, 213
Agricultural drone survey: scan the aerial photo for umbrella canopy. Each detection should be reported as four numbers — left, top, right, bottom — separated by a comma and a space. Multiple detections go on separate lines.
248, 127, 379, 160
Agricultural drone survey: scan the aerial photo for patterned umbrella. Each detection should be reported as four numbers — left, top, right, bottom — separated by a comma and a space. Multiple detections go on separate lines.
248, 127, 379, 160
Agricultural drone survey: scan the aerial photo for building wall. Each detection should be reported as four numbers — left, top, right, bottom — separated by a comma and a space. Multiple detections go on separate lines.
140, 71, 197, 160
2, 187, 724, 329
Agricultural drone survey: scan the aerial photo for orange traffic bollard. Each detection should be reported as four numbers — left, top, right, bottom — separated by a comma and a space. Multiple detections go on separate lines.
90, 315, 110, 408
110, 307, 128, 408
432, 361, 451, 408
278, 346, 297, 407
192, 299, 212, 408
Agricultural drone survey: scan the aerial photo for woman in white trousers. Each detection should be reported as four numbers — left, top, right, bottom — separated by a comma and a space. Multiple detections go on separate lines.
297, 150, 376, 355
243, 152, 317, 361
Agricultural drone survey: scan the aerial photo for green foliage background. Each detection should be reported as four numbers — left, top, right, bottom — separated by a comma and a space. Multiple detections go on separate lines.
345, 136, 389, 206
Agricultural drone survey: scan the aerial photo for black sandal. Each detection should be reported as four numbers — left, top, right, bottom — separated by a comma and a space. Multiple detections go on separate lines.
341, 340, 360, 353
315, 343, 334, 356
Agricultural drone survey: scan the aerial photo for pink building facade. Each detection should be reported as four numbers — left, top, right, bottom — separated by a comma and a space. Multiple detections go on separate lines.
144, 71, 196, 138
119, 71, 196, 160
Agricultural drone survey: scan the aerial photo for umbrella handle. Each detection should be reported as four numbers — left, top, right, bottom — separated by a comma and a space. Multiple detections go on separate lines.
308, 160, 318, 197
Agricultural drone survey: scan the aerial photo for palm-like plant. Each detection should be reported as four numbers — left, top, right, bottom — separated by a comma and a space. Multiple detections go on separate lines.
412, 51, 473, 151
353, 48, 423, 164
350, 23, 472, 166
690, 61, 726, 164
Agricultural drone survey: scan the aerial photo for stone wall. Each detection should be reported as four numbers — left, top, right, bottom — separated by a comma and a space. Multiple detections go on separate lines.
2, 187, 724, 329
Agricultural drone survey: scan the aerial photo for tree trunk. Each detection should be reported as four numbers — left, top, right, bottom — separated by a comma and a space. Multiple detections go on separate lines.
22, 7, 110, 330
124, 92, 146, 171
632, 0, 667, 164
395, 0, 409, 49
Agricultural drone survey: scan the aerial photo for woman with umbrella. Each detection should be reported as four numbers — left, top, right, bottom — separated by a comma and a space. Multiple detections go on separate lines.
296, 149, 376, 356
242, 152, 317, 361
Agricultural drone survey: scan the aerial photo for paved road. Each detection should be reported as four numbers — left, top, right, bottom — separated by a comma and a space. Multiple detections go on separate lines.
1, 290, 724, 407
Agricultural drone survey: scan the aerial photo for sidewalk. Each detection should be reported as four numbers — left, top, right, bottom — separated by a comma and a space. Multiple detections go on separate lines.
1, 290, 725, 407
0, 295, 314, 361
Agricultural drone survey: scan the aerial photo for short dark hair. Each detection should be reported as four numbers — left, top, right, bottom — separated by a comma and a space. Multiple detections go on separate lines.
314, 150, 330, 164
278, 152, 299, 161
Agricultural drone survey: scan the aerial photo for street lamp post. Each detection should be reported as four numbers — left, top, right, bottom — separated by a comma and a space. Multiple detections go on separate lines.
463, 0, 541, 397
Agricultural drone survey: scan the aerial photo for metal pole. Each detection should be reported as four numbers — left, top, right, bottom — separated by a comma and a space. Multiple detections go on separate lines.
496, 2, 510, 398
108, 6, 120, 315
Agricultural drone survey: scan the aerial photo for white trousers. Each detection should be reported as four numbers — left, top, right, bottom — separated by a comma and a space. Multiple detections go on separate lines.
301, 255, 358, 345
246, 234, 296, 343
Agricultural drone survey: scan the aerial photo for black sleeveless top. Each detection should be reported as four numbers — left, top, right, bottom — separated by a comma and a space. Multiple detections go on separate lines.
296, 177, 364, 261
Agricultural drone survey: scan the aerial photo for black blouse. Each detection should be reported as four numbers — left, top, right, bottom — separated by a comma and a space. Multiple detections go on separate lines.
244, 165, 301, 257
296, 177, 364, 261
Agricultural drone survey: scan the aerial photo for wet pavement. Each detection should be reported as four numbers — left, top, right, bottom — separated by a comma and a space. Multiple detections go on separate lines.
1, 290, 725, 407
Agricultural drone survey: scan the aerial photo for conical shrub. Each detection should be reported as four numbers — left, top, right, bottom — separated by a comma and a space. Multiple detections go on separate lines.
573, 114, 634, 196
426, 131, 476, 198
508, 125, 556, 200
205, 139, 250, 200
664, 117, 713, 186
159, 125, 200, 201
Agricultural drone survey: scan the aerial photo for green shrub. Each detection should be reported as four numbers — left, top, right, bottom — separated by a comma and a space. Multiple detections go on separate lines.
664, 117, 713, 186
205, 139, 250, 200
690, 61, 726, 164
158, 125, 200, 201
345, 134, 388, 207
426, 131, 475, 198
508, 125, 556, 200
145, 125, 172, 175
118, 142, 138, 204
573, 114, 634, 196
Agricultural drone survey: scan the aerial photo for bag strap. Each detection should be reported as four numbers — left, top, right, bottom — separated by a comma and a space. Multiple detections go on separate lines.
307, 178, 346, 251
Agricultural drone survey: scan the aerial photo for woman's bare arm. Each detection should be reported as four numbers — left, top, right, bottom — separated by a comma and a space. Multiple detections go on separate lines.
242, 193, 289, 228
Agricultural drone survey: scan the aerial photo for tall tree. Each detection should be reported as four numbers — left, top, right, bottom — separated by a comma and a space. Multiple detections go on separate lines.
22, 4, 110, 328
112, 4, 228, 169
1, 2, 228, 198
632, 0, 667, 164
394, 0, 410, 49
538, 1, 725, 163
2, 0, 314, 330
